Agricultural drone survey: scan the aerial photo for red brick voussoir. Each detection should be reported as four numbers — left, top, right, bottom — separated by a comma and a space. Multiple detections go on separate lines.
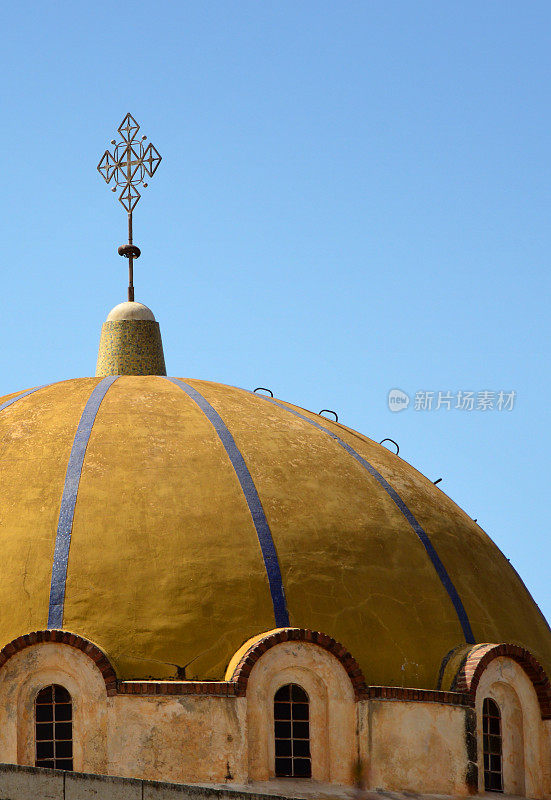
0, 630, 118, 696
228, 628, 369, 699
451, 642, 551, 719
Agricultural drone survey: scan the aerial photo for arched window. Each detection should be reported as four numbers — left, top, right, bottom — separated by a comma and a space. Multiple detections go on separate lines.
483, 697, 503, 792
35, 684, 73, 771
274, 683, 311, 778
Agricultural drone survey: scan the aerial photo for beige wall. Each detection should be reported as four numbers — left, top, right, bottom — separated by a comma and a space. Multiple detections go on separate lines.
108, 694, 247, 784
543, 719, 551, 795
475, 656, 550, 798
244, 640, 356, 784
1, 642, 550, 798
359, 699, 468, 795
0, 643, 108, 774
0, 642, 248, 785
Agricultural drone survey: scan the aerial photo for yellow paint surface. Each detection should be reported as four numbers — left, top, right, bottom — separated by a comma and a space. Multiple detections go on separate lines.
0, 379, 101, 639
0, 377, 549, 689
314, 408, 551, 679
64, 377, 275, 679
257, 396, 551, 686
193, 381, 465, 688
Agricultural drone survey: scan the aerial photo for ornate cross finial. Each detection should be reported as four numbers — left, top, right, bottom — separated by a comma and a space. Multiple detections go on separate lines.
97, 113, 162, 301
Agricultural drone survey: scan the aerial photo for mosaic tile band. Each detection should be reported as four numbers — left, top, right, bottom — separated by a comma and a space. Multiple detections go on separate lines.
48, 377, 119, 629
166, 377, 290, 628
96, 320, 166, 376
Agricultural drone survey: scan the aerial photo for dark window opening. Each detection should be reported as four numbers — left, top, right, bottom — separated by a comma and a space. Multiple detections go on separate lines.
274, 683, 311, 778
35, 684, 73, 771
483, 697, 503, 792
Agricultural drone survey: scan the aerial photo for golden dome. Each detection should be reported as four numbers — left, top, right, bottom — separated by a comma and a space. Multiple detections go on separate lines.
0, 376, 549, 687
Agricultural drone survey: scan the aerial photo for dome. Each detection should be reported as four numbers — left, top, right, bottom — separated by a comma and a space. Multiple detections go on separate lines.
0, 375, 549, 687
106, 302, 156, 321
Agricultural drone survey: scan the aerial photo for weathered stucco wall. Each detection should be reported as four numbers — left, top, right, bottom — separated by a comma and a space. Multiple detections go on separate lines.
359, 699, 468, 795
245, 640, 356, 785
0, 643, 108, 774
0, 642, 248, 785
475, 656, 550, 798
543, 719, 551, 795
1, 641, 550, 798
108, 694, 247, 784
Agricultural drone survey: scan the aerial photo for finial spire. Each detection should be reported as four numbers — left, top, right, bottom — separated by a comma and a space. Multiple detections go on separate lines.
97, 113, 162, 301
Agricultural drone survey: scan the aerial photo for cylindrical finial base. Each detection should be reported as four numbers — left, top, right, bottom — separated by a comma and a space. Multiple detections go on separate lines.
96, 302, 167, 377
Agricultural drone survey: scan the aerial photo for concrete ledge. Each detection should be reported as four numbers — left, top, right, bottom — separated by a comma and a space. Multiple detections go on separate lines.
0, 764, 522, 800
0, 763, 64, 800
65, 769, 142, 799
0, 763, 291, 800
143, 784, 287, 800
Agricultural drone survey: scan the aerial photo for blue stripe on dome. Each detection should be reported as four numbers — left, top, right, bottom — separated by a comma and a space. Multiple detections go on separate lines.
48, 377, 118, 629
166, 378, 290, 628
0, 385, 50, 413
249, 392, 475, 645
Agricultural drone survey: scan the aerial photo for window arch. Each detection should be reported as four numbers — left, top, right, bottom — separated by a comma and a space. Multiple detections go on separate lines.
274, 683, 311, 778
35, 684, 73, 770
483, 697, 503, 792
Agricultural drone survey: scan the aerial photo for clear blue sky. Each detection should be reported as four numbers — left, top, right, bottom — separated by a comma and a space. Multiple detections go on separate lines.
1, 2, 550, 623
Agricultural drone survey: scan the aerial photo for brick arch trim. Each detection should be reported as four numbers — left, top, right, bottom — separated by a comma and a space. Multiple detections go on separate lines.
451, 642, 551, 719
229, 628, 368, 699
0, 630, 118, 696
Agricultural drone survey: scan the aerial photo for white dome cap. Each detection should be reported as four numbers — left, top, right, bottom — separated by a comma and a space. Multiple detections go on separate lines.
106, 302, 156, 322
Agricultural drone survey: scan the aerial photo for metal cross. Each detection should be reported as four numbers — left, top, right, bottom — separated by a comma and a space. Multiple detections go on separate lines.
97, 113, 162, 301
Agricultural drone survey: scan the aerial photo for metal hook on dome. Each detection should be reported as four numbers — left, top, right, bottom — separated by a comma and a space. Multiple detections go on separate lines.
319, 409, 338, 422
254, 387, 273, 397
380, 438, 399, 455
433, 478, 442, 485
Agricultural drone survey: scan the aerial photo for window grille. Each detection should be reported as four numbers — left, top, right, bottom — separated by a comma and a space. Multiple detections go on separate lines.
35, 684, 73, 771
483, 697, 503, 792
274, 683, 311, 778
